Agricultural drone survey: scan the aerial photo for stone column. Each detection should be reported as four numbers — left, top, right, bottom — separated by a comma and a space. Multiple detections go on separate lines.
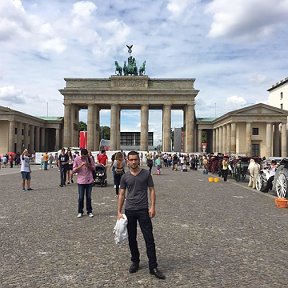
35, 126, 40, 151
274, 123, 280, 156
162, 105, 171, 152
212, 129, 216, 153
63, 104, 71, 148
87, 104, 95, 151
55, 127, 60, 151
231, 123, 236, 154
246, 122, 251, 156
223, 125, 227, 154
226, 124, 231, 155
17, 122, 22, 153
70, 104, 75, 147
215, 128, 219, 152
8, 121, 16, 152
140, 104, 149, 151
95, 105, 100, 151
116, 106, 121, 150
24, 123, 29, 150
198, 129, 202, 152
40, 127, 45, 151
30, 125, 35, 153
219, 126, 223, 153
266, 123, 272, 158
281, 123, 287, 157
185, 104, 194, 153
110, 104, 118, 151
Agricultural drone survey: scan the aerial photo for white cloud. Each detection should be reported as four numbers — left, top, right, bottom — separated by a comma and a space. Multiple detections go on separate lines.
0, 85, 26, 104
167, 0, 196, 19
206, 0, 288, 40
225, 95, 247, 108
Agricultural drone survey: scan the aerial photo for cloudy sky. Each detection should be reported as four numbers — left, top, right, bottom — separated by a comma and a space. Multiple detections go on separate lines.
0, 0, 287, 144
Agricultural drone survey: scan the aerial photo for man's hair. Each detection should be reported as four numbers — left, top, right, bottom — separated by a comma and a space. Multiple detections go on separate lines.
81, 149, 88, 156
128, 150, 139, 159
101, 149, 106, 154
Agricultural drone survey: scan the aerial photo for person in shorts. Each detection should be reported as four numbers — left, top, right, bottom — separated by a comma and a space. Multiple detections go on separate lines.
20, 149, 33, 191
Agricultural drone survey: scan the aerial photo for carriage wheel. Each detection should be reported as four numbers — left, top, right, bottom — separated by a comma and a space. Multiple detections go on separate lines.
256, 174, 264, 191
275, 173, 288, 198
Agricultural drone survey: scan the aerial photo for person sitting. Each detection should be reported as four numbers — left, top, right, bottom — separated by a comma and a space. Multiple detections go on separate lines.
262, 160, 277, 193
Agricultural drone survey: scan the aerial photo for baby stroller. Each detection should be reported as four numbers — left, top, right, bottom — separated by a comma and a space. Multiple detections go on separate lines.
94, 164, 107, 187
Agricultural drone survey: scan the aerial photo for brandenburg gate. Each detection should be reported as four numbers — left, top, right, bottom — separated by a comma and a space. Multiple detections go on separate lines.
59, 47, 199, 152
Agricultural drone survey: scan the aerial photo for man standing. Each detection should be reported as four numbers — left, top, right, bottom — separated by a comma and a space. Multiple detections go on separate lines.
58, 148, 69, 187
117, 151, 165, 280
20, 149, 33, 191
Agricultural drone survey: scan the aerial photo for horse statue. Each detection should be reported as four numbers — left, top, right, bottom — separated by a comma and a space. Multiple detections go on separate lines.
114, 61, 122, 76
123, 61, 128, 76
139, 60, 146, 75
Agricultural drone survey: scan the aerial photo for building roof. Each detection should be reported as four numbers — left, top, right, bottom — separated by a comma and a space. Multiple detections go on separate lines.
267, 77, 288, 91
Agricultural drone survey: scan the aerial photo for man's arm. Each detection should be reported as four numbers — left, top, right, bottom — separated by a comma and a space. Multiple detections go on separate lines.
148, 186, 156, 218
117, 188, 126, 220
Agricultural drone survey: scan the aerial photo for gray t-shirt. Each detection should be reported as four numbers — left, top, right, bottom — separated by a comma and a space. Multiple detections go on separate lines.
120, 169, 154, 210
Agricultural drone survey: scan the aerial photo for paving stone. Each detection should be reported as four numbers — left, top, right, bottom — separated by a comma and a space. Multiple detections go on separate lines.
0, 166, 287, 287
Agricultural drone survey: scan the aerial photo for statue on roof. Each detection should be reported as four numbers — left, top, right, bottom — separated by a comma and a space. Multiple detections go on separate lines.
114, 45, 146, 76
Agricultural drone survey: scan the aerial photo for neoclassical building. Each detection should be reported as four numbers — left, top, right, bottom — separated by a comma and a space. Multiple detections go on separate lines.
1, 77, 288, 158
59, 76, 199, 153
197, 103, 288, 157
0, 106, 63, 154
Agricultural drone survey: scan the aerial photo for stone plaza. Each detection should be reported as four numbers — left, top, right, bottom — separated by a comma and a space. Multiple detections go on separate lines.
1, 165, 287, 287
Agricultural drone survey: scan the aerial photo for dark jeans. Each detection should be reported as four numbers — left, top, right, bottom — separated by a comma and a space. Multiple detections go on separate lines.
60, 166, 67, 185
44, 161, 48, 170
78, 183, 93, 214
114, 173, 123, 195
222, 169, 228, 181
125, 209, 157, 270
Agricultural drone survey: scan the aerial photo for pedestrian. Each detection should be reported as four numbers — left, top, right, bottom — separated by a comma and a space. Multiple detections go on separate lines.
113, 151, 126, 196
155, 155, 161, 175
67, 150, 74, 184
58, 148, 69, 187
20, 149, 33, 191
146, 153, 153, 174
73, 148, 95, 218
43, 152, 49, 170
117, 150, 165, 280
221, 156, 229, 181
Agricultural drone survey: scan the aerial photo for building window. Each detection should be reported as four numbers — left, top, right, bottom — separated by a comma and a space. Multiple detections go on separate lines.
252, 144, 260, 157
15, 128, 17, 134
280, 103, 283, 110
280, 92, 283, 100
252, 128, 259, 135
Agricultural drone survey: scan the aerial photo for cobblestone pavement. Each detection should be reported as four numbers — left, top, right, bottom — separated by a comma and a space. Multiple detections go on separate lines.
1, 165, 288, 288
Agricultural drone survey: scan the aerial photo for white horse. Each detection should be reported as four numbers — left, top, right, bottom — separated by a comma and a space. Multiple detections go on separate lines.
248, 159, 260, 189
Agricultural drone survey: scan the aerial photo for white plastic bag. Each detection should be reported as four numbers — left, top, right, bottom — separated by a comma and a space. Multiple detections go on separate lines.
113, 214, 128, 244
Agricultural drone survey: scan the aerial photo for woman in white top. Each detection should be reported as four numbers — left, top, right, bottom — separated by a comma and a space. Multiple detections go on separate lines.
20, 149, 33, 191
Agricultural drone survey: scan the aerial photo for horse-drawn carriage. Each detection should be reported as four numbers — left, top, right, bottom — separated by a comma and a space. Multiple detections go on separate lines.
256, 158, 288, 198
231, 156, 262, 182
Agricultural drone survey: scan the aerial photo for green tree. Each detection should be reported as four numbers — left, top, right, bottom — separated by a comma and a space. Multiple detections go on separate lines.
100, 126, 110, 140
78, 121, 87, 131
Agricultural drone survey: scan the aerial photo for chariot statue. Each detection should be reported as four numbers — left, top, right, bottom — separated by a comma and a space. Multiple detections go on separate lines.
114, 45, 146, 76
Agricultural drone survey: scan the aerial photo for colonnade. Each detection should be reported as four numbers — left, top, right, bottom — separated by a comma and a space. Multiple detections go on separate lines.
211, 122, 287, 157
7, 121, 61, 153
63, 103, 196, 152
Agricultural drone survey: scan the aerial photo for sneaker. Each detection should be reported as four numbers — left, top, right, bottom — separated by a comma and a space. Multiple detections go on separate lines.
71, 179, 74, 183
27, 188, 33, 191
59, 184, 63, 187
22, 188, 26, 191
77, 213, 83, 218
88, 213, 94, 218
67, 182, 70, 184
